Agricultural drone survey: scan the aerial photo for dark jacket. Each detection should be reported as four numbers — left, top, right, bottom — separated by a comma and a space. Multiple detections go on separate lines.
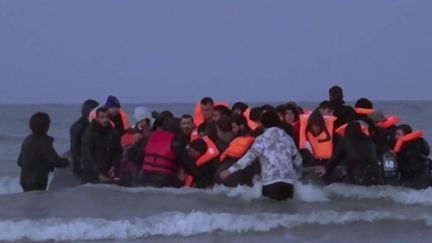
70, 100, 98, 174
326, 137, 381, 185
81, 121, 122, 183
18, 134, 69, 191
110, 113, 127, 135
330, 100, 356, 129
397, 137, 430, 175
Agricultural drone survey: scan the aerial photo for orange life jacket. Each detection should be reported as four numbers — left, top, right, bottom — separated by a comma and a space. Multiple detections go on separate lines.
299, 114, 336, 160
303, 109, 313, 115
190, 128, 200, 142
377, 115, 400, 129
184, 136, 220, 187
193, 101, 230, 126
355, 108, 375, 116
220, 136, 255, 162
243, 108, 259, 130
89, 108, 129, 130
335, 122, 370, 137
393, 130, 423, 153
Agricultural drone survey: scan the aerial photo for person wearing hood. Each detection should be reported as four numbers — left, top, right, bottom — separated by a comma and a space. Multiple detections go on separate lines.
105, 95, 129, 135
121, 106, 153, 149
81, 107, 122, 184
316, 121, 382, 186
220, 111, 303, 201
328, 86, 356, 129
118, 107, 153, 186
18, 112, 69, 191
70, 99, 99, 176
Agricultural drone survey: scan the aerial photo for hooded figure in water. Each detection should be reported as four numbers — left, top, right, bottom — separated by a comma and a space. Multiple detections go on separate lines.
70, 99, 99, 176
18, 112, 69, 192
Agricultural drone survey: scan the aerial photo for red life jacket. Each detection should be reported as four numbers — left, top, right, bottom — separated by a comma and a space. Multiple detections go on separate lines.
121, 133, 134, 148
393, 130, 423, 153
141, 131, 179, 175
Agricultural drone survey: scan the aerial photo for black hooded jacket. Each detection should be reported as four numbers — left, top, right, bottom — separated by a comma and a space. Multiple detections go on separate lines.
397, 137, 430, 174
80, 120, 122, 182
18, 134, 69, 191
70, 100, 99, 174
330, 100, 356, 129
326, 122, 381, 184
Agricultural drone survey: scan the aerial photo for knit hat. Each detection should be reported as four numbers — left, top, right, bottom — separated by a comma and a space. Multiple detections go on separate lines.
105, 95, 121, 108
133, 106, 152, 123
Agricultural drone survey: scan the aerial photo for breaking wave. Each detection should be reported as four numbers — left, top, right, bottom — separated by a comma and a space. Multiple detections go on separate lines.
1, 210, 430, 241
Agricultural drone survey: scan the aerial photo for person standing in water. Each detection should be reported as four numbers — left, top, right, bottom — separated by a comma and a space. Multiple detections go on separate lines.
18, 112, 69, 192
81, 107, 122, 184
70, 99, 99, 176
220, 111, 302, 201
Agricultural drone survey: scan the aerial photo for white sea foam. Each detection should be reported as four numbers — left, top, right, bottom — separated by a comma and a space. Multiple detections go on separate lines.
85, 181, 432, 205
323, 183, 432, 206
0, 210, 430, 241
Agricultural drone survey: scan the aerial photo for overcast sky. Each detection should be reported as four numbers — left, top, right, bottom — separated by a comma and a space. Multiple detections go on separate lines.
0, 0, 431, 104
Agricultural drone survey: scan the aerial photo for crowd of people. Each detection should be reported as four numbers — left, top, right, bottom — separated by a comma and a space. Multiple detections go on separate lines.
17, 86, 431, 201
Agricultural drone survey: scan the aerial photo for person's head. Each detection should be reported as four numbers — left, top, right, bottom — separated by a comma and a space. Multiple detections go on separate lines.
133, 107, 152, 130
81, 99, 99, 118
95, 107, 111, 128
307, 110, 328, 136
213, 105, 232, 123
231, 114, 251, 136
329, 85, 344, 102
232, 102, 248, 115
187, 139, 208, 160
216, 117, 233, 136
261, 104, 275, 114
161, 117, 184, 140
395, 124, 413, 140
105, 95, 121, 116
200, 97, 214, 122
261, 111, 281, 129
355, 98, 374, 109
318, 101, 335, 116
197, 123, 207, 137
283, 104, 300, 124
249, 107, 262, 122
345, 121, 368, 140
29, 112, 50, 135
180, 114, 195, 136
276, 105, 286, 121
160, 110, 174, 119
